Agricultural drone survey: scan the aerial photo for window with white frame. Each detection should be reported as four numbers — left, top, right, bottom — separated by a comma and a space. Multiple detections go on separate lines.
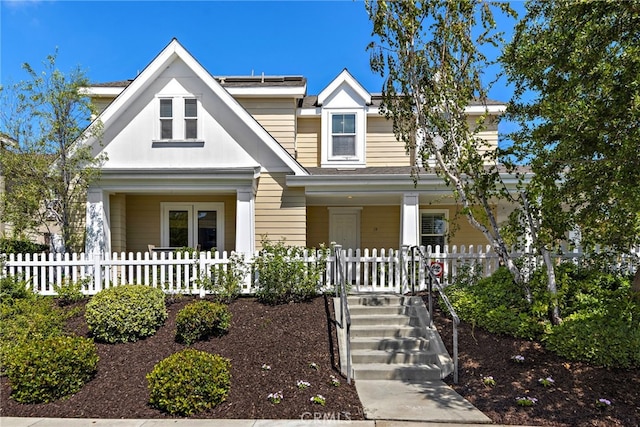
331, 113, 356, 157
157, 96, 200, 141
161, 202, 224, 251
159, 98, 173, 139
420, 210, 447, 249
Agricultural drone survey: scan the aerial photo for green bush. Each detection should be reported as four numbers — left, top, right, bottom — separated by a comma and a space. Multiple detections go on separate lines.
175, 300, 231, 345
147, 348, 231, 415
544, 292, 640, 368
53, 277, 88, 306
5, 335, 98, 403
85, 285, 167, 343
0, 274, 33, 302
0, 238, 48, 254
200, 252, 247, 303
254, 237, 328, 305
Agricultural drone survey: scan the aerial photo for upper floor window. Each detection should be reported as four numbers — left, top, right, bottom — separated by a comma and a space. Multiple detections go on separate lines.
157, 96, 200, 142
331, 114, 356, 156
184, 98, 198, 139
160, 99, 173, 139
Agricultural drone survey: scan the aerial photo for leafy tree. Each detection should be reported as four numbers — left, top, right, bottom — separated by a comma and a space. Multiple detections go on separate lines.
0, 51, 104, 252
502, 0, 640, 256
365, 1, 526, 284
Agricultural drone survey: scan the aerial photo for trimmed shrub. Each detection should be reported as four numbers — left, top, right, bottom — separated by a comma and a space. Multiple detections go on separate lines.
175, 300, 231, 345
5, 335, 98, 403
85, 285, 167, 343
254, 238, 328, 305
544, 293, 640, 368
147, 348, 231, 415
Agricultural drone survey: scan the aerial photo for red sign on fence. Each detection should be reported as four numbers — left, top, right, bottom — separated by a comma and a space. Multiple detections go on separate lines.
430, 261, 444, 277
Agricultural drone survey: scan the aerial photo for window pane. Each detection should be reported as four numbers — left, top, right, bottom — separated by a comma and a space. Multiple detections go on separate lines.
185, 119, 197, 139
169, 210, 189, 247
161, 119, 172, 139
197, 211, 216, 251
332, 114, 356, 133
185, 99, 197, 117
343, 114, 355, 133
160, 99, 172, 117
332, 135, 355, 156
421, 213, 446, 249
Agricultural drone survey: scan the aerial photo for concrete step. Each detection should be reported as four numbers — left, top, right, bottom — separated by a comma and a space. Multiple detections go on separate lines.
351, 349, 441, 365
352, 362, 443, 381
349, 305, 412, 316
350, 325, 427, 339
347, 294, 405, 307
350, 336, 430, 351
349, 313, 421, 327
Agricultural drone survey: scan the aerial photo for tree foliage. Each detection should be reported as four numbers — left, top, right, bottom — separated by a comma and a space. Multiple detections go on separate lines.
365, 0, 523, 281
501, 0, 640, 253
0, 51, 104, 252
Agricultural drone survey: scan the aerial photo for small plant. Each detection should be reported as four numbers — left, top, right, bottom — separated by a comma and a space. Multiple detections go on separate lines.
297, 380, 311, 389
511, 355, 525, 363
267, 391, 283, 404
53, 277, 88, 305
309, 362, 319, 371
175, 300, 231, 345
200, 252, 248, 303
482, 376, 496, 387
329, 375, 340, 387
310, 394, 326, 406
596, 398, 612, 409
261, 363, 271, 371
147, 348, 231, 415
538, 376, 555, 387
516, 396, 538, 407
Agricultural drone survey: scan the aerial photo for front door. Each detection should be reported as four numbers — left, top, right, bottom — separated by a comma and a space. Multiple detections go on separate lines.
329, 208, 361, 251
161, 202, 224, 251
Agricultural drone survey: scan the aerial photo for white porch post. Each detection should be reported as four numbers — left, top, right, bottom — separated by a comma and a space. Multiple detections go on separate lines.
85, 188, 111, 256
235, 188, 255, 255
400, 192, 420, 248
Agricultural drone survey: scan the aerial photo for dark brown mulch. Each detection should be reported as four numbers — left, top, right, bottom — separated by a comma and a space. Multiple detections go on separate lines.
430, 294, 640, 427
0, 295, 364, 420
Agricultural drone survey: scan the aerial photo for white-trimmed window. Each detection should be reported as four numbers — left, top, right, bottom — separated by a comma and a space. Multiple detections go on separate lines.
157, 96, 200, 141
159, 99, 173, 139
420, 210, 448, 249
331, 113, 356, 156
184, 98, 198, 139
161, 202, 224, 251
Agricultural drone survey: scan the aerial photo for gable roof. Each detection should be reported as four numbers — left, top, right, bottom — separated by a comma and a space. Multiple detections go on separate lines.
86, 38, 307, 176
316, 68, 371, 106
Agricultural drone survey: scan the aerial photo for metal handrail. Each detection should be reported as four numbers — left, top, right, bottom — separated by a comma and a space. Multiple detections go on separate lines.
333, 245, 352, 384
410, 245, 460, 384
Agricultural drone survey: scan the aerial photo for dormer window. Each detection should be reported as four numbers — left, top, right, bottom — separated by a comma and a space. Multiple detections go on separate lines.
184, 98, 197, 139
331, 114, 356, 156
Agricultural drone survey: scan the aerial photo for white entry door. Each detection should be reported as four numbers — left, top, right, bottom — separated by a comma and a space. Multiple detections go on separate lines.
329, 208, 361, 251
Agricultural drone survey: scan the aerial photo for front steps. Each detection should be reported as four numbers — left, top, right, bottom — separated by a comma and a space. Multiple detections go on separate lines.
335, 294, 454, 382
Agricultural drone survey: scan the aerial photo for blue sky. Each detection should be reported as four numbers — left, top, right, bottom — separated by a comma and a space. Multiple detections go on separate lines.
1, 0, 525, 99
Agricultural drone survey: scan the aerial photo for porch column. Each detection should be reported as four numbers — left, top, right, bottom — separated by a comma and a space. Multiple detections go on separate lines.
400, 192, 420, 248
235, 188, 255, 255
85, 188, 111, 256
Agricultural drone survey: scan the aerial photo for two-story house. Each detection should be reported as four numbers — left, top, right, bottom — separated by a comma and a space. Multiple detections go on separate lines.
82, 38, 514, 256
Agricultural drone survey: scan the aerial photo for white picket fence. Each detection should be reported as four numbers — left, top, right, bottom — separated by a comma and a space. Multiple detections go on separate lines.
2, 245, 638, 296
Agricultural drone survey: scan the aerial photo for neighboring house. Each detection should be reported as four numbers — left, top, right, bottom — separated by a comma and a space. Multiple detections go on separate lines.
82, 38, 517, 256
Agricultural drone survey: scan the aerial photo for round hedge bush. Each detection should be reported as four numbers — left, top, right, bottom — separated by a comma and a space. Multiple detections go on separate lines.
85, 285, 167, 343
5, 335, 98, 403
175, 300, 231, 345
147, 348, 231, 415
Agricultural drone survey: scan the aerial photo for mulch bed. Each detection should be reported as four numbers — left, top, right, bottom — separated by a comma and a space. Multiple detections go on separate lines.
430, 294, 640, 427
0, 295, 364, 420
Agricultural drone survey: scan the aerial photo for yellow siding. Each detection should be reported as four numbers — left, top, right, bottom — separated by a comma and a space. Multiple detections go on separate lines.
296, 117, 320, 167
235, 98, 297, 157
366, 116, 411, 167
468, 115, 499, 158
421, 204, 489, 248
361, 206, 401, 249
255, 172, 306, 248
109, 194, 127, 253
124, 194, 236, 254
306, 206, 329, 248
